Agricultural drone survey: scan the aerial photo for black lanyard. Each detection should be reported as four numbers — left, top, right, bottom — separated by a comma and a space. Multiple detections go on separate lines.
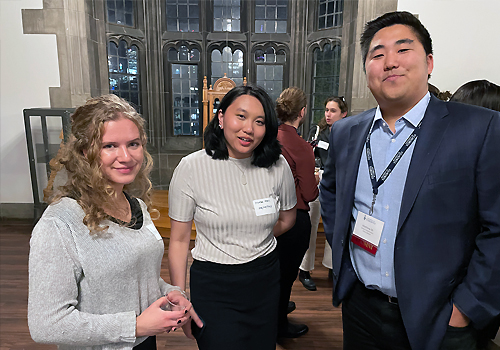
365, 120, 422, 215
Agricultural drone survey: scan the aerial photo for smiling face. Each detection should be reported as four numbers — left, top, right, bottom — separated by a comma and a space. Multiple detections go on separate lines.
365, 24, 433, 113
100, 115, 144, 192
218, 94, 266, 159
325, 101, 346, 126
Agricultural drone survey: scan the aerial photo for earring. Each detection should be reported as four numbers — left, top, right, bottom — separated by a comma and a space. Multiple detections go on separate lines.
219, 122, 223, 129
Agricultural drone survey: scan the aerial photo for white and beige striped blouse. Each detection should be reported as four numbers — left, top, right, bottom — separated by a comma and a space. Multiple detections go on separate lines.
169, 150, 297, 264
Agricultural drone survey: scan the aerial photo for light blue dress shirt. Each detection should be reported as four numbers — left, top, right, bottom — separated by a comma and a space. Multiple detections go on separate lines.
350, 92, 431, 298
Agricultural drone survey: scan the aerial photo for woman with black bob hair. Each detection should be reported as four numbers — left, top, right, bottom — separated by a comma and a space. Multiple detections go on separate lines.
168, 84, 297, 350
203, 84, 282, 167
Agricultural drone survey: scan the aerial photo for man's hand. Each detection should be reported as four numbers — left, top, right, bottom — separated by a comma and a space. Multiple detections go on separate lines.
448, 303, 470, 327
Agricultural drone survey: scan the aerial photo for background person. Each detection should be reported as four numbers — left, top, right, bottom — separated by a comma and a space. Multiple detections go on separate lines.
298, 96, 348, 291
450, 79, 500, 111
450, 78, 500, 350
28, 94, 198, 350
168, 85, 297, 350
275, 87, 319, 339
320, 11, 500, 350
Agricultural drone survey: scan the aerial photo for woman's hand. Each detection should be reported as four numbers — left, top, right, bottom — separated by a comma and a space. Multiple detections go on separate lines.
181, 305, 204, 339
135, 296, 188, 337
166, 290, 204, 339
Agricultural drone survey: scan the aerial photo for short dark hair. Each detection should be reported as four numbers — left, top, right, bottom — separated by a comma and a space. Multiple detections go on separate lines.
360, 11, 433, 71
204, 85, 281, 168
450, 79, 500, 112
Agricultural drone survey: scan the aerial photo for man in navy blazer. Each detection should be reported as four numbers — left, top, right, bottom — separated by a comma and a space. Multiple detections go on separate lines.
320, 11, 500, 350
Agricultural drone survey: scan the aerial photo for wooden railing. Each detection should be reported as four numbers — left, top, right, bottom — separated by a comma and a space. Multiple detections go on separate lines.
151, 190, 324, 239
151, 190, 196, 239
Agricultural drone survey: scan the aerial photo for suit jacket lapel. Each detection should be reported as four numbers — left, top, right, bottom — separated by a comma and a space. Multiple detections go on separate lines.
397, 96, 451, 232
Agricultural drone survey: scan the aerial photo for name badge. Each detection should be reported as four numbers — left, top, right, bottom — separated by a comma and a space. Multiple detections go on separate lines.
317, 140, 329, 150
351, 211, 384, 255
253, 198, 277, 216
146, 223, 163, 241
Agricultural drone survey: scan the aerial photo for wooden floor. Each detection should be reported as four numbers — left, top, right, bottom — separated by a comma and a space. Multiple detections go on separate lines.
0, 220, 343, 350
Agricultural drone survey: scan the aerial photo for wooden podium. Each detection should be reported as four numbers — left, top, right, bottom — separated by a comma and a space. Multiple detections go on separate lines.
202, 74, 247, 135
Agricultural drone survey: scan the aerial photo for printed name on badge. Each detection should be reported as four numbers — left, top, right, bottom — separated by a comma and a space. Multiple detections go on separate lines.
351, 211, 384, 255
253, 198, 277, 216
317, 140, 329, 150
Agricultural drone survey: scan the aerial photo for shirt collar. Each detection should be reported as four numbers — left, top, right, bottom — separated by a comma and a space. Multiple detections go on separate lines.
371, 92, 431, 132
280, 122, 301, 135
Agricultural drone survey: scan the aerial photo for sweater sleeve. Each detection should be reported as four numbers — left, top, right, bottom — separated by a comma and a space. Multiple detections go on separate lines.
28, 216, 137, 346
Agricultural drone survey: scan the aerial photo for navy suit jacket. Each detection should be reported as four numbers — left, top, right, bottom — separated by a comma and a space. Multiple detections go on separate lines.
319, 95, 500, 350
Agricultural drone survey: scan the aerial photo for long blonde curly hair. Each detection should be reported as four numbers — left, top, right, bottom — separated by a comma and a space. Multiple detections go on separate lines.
46, 94, 155, 233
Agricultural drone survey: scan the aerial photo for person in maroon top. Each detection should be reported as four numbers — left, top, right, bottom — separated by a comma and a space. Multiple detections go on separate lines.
275, 87, 319, 339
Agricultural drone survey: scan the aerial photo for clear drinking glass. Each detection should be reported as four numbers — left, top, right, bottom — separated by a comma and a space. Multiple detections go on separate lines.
163, 290, 188, 311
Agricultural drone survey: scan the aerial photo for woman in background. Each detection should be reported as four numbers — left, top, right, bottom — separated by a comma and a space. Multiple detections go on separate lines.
298, 96, 348, 291
450, 79, 500, 111
168, 85, 297, 350
28, 94, 200, 350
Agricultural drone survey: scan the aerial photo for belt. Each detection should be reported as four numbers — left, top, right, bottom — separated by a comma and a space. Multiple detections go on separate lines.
355, 280, 399, 305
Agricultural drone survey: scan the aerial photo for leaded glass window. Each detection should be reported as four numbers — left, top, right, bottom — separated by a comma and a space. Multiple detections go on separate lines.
211, 47, 244, 86
213, 0, 240, 32
108, 41, 141, 111
311, 44, 341, 125
255, 0, 287, 33
318, 0, 343, 30
169, 46, 201, 136
255, 48, 285, 103
166, 0, 199, 32
107, 0, 135, 27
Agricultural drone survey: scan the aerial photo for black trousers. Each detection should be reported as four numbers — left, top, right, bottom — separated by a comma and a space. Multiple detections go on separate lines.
190, 249, 280, 350
342, 280, 478, 350
276, 209, 311, 330
133, 336, 156, 350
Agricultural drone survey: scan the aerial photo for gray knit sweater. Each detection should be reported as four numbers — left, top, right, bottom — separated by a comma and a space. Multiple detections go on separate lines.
28, 197, 180, 349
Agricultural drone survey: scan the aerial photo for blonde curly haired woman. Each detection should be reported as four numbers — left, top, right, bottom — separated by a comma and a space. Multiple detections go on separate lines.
28, 94, 202, 350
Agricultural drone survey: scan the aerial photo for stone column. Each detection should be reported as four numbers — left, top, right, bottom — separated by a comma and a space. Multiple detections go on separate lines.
288, 0, 309, 88
340, 0, 398, 115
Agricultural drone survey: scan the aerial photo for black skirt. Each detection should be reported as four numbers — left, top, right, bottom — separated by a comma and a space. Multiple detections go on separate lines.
190, 249, 280, 350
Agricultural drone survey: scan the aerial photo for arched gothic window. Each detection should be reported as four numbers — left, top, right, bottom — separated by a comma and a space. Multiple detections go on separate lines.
108, 40, 141, 112
211, 47, 244, 86
168, 46, 201, 136
311, 43, 341, 125
254, 47, 286, 103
